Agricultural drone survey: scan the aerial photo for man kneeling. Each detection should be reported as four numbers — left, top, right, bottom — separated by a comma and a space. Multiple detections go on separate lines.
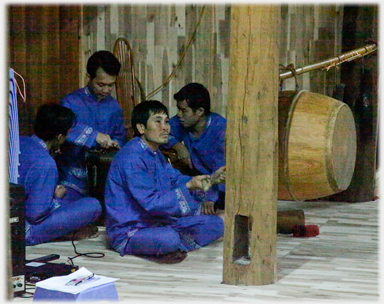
105, 100, 225, 263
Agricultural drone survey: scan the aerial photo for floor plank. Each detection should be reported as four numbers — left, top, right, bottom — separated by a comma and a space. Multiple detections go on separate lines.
11, 199, 380, 302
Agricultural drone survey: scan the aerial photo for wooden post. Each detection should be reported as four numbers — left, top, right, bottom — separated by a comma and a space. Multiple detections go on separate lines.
222, 4, 280, 286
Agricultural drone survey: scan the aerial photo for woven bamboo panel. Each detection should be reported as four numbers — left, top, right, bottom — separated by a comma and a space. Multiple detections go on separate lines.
79, 4, 344, 119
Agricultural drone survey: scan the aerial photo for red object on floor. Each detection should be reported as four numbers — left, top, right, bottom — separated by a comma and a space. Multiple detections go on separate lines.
292, 224, 319, 237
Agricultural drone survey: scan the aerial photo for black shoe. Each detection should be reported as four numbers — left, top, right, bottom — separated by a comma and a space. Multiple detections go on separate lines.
136, 250, 188, 264
51, 224, 99, 242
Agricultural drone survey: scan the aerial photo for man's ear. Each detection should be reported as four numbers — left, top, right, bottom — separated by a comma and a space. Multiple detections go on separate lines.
86, 73, 91, 83
136, 123, 146, 135
57, 134, 64, 141
51, 134, 65, 149
196, 107, 205, 116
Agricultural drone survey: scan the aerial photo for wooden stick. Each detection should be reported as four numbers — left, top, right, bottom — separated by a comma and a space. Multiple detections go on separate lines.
279, 44, 377, 80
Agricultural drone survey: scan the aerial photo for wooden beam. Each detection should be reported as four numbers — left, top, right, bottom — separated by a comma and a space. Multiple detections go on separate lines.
222, 4, 280, 286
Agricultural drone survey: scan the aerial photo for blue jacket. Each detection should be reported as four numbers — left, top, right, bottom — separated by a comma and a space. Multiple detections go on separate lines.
165, 112, 226, 201
105, 137, 201, 255
18, 135, 61, 225
56, 86, 127, 195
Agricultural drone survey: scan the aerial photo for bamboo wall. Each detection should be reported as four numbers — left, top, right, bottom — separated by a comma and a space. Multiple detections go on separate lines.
8, 3, 345, 130
78, 4, 344, 119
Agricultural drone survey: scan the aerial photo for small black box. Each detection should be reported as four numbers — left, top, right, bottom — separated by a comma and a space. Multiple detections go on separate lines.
9, 183, 26, 297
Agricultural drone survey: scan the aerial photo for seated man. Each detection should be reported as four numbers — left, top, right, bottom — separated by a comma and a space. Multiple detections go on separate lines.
105, 100, 225, 263
163, 83, 226, 214
18, 103, 102, 246
56, 50, 127, 202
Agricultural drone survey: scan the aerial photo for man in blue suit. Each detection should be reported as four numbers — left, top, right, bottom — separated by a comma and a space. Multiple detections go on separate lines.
105, 100, 225, 263
18, 103, 102, 245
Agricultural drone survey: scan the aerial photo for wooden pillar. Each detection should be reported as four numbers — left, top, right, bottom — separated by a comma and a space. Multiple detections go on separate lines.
222, 4, 280, 286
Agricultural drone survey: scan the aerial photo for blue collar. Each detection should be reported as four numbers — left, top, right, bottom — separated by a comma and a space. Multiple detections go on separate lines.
32, 134, 48, 151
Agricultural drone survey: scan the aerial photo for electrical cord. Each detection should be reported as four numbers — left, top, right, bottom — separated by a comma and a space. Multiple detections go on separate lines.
18, 291, 35, 298
67, 232, 105, 266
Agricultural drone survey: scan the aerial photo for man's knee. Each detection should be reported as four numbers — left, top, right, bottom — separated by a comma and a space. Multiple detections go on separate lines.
77, 197, 102, 221
126, 227, 181, 256
89, 198, 102, 217
205, 215, 224, 238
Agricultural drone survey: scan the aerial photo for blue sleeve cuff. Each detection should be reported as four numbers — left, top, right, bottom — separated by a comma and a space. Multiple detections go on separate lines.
67, 125, 98, 148
177, 183, 200, 215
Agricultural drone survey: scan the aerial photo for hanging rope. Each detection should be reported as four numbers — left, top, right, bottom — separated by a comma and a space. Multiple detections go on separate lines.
11, 68, 27, 103
279, 64, 299, 91
145, 5, 206, 100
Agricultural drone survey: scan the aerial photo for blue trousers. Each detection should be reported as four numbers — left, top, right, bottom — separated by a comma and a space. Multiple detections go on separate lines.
26, 191, 101, 246
124, 215, 224, 256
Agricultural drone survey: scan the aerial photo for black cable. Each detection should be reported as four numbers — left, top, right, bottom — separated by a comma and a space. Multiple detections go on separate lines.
67, 237, 105, 266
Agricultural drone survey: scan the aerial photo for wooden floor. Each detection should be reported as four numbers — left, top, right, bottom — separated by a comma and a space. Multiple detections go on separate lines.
11, 198, 379, 302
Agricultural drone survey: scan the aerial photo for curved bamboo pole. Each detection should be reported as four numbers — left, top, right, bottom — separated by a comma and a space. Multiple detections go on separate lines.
279, 44, 378, 80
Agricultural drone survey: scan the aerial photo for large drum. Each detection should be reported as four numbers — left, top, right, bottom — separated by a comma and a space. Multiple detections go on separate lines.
278, 90, 357, 201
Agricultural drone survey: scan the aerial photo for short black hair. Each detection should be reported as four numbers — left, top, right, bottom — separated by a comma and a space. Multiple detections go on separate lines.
87, 50, 121, 79
34, 103, 76, 141
174, 82, 211, 115
131, 100, 169, 137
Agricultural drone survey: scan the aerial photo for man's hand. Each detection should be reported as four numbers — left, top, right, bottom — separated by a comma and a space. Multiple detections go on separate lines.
96, 133, 120, 149
186, 175, 212, 191
211, 166, 226, 184
201, 201, 215, 215
54, 185, 66, 199
179, 155, 193, 169
173, 142, 193, 169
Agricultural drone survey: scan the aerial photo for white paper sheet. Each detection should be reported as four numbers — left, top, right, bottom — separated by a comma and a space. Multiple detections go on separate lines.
35, 267, 119, 294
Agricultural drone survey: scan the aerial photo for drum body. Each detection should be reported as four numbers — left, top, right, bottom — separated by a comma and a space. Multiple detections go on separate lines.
278, 90, 357, 201
86, 148, 119, 206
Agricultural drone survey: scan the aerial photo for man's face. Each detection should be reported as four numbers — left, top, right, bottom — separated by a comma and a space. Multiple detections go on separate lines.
176, 100, 201, 128
51, 133, 68, 155
87, 67, 117, 101
138, 111, 170, 151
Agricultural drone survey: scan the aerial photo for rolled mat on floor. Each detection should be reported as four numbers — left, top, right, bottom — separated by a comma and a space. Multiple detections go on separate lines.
292, 224, 320, 237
